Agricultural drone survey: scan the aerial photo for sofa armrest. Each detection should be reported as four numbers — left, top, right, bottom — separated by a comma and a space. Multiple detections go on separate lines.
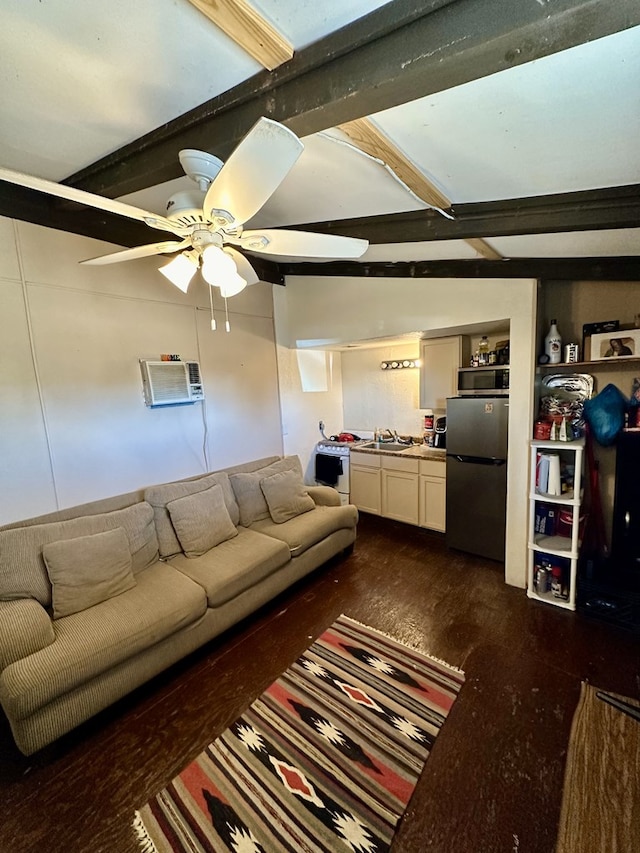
0, 599, 55, 671
307, 486, 341, 507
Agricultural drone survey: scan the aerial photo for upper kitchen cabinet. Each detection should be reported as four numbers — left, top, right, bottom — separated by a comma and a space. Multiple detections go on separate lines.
419, 336, 469, 410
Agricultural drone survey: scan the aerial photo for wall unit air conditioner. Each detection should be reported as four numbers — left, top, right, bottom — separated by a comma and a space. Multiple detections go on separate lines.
139, 360, 204, 407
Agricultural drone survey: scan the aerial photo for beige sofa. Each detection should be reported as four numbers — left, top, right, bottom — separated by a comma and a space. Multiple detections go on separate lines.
0, 455, 357, 755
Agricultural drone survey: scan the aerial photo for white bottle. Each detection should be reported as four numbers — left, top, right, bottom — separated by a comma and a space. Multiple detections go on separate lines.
545, 319, 562, 364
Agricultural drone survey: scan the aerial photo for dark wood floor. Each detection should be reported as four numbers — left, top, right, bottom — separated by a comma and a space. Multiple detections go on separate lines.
1, 514, 638, 853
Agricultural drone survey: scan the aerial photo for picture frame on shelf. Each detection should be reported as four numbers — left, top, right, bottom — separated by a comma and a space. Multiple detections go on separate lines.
582, 319, 619, 361
590, 330, 640, 361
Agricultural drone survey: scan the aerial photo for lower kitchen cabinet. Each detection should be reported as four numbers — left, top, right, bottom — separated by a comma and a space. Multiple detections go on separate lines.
351, 451, 446, 532
419, 459, 446, 532
381, 457, 419, 525
350, 453, 381, 515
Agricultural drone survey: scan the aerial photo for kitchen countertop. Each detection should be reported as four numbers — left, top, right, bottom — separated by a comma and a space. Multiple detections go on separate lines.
350, 443, 446, 461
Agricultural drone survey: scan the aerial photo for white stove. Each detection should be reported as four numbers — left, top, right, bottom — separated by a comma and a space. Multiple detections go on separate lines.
315, 440, 354, 504
315, 440, 354, 455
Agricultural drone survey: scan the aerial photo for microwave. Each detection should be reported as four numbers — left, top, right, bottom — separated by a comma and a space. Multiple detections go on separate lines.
457, 367, 510, 396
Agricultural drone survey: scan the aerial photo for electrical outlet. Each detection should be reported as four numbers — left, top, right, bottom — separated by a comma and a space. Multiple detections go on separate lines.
319, 420, 324, 431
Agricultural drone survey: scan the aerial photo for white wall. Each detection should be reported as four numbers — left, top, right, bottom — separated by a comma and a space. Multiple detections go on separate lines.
275, 275, 538, 589
272, 287, 344, 483
341, 342, 423, 437
0, 217, 283, 524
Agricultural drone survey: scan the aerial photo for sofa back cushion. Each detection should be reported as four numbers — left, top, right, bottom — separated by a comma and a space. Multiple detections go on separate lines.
0, 502, 158, 606
144, 471, 240, 558
229, 457, 303, 527
167, 484, 238, 558
42, 527, 137, 619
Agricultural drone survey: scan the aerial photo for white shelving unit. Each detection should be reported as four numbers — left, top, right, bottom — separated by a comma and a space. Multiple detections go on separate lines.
527, 437, 585, 611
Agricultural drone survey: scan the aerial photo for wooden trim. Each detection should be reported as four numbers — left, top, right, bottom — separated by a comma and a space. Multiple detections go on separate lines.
186, 0, 293, 71
337, 118, 503, 260
337, 117, 451, 210
465, 238, 503, 261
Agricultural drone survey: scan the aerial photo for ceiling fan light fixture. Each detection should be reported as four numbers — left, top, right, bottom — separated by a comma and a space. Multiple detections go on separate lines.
158, 251, 199, 292
201, 245, 247, 296
218, 272, 248, 298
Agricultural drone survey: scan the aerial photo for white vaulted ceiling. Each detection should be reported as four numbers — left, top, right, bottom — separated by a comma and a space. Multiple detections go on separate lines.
1, 0, 639, 266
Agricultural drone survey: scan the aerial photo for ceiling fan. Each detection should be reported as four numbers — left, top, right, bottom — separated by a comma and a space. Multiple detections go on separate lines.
0, 117, 369, 299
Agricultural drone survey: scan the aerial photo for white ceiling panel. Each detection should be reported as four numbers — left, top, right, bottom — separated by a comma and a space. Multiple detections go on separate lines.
250, 0, 393, 49
360, 240, 483, 262
0, 0, 391, 181
371, 26, 640, 204
0, 0, 259, 178
485, 229, 640, 259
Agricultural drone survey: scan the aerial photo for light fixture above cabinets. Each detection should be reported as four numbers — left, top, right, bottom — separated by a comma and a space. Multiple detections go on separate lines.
380, 359, 420, 370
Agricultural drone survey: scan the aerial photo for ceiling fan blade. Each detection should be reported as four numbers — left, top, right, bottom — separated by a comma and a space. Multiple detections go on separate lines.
238, 229, 369, 259
222, 247, 259, 285
0, 165, 185, 236
203, 117, 303, 229
81, 240, 192, 266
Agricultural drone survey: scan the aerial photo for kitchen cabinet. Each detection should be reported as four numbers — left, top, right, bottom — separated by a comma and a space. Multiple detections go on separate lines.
419, 458, 446, 532
381, 456, 419, 525
350, 453, 381, 515
419, 336, 469, 410
351, 450, 446, 532
526, 438, 585, 611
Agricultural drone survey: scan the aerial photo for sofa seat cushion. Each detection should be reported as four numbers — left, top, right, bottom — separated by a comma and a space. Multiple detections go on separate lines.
0, 562, 207, 719
249, 504, 358, 558
166, 528, 290, 608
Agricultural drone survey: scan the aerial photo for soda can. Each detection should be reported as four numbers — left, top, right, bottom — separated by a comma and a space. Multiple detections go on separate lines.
564, 343, 579, 363
536, 566, 549, 594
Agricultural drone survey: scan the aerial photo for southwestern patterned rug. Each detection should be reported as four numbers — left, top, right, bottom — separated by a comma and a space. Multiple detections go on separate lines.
133, 614, 464, 852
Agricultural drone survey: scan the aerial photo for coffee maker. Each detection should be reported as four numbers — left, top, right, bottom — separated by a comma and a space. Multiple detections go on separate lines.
433, 416, 447, 448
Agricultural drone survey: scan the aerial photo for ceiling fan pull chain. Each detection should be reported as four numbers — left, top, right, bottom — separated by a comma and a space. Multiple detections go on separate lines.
208, 280, 217, 331
224, 297, 231, 333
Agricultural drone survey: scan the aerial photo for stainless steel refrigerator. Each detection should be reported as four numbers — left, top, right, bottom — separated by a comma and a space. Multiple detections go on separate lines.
445, 396, 509, 562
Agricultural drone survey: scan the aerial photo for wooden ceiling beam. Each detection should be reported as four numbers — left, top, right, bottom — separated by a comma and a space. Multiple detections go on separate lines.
278, 257, 640, 281
186, 0, 293, 71
64, 0, 640, 200
287, 184, 640, 244
0, 182, 284, 284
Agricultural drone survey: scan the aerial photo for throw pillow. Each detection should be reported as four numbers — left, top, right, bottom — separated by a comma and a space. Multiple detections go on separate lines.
42, 527, 136, 620
260, 469, 316, 523
230, 457, 303, 527
167, 484, 238, 558
144, 471, 240, 558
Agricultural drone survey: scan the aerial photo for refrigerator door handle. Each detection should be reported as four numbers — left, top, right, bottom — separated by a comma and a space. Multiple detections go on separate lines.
451, 454, 506, 466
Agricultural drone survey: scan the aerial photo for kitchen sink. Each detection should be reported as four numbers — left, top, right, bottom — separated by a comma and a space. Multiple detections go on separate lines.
359, 441, 412, 452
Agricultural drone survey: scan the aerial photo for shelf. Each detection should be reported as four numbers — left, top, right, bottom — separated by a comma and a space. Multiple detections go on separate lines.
530, 490, 578, 505
527, 589, 575, 611
527, 435, 583, 611
529, 438, 585, 450
458, 365, 509, 372
529, 537, 578, 558
538, 356, 640, 371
